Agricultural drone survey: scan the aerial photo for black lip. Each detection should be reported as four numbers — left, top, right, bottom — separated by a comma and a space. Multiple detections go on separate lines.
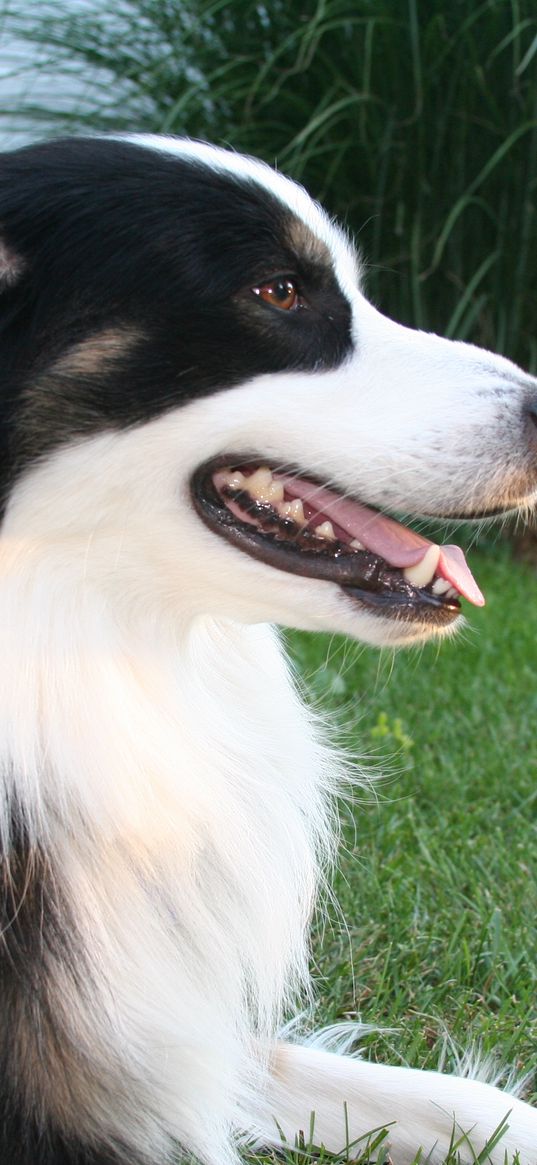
191, 456, 462, 626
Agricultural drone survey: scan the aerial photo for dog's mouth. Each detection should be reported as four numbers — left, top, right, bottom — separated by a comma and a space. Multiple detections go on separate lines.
191, 457, 485, 624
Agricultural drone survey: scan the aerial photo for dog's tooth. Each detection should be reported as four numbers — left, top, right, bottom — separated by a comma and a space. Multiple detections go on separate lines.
267, 480, 284, 503
315, 520, 336, 541
431, 577, 452, 596
403, 544, 440, 588
350, 538, 364, 550
247, 466, 274, 501
225, 470, 246, 489
287, 499, 305, 525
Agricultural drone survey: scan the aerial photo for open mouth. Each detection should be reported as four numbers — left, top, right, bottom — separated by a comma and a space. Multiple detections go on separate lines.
191, 457, 485, 625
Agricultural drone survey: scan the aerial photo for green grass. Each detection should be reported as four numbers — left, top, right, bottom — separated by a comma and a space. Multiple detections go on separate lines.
290, 541, 537, 1085
247, 1112, 524, 1165
254, 539, 537, 1162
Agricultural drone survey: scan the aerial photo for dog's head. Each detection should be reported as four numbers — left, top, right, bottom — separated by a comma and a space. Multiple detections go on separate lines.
1, 135, 536, 646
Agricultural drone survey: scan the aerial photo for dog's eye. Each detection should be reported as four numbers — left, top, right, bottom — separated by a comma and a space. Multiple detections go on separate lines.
252, 278, 300, 311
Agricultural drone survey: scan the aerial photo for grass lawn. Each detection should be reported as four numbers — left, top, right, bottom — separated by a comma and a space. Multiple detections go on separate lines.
257, 539, 537, 1163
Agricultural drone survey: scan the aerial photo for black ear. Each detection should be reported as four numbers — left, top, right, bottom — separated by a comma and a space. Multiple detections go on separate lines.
0, 238, 24, 289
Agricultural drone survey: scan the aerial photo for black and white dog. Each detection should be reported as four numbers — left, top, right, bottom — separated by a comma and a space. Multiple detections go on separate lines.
0, 135, 536, 1165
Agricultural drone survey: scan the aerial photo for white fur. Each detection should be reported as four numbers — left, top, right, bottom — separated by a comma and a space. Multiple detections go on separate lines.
2, 138, 537, 1163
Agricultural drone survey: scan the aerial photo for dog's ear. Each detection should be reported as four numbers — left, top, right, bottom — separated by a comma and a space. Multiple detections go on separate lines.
0, 237, 25, 290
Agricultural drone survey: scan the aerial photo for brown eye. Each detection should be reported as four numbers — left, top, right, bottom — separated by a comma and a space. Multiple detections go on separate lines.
252, 278, 299, 311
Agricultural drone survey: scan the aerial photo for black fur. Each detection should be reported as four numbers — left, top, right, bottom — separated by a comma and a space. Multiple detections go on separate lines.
0, 1113, 139, 1165
0, 136, 353, 504
0, 811, 149, 1165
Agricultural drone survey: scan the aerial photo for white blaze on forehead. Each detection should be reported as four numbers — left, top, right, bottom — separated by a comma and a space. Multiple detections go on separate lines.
119, 133, 360, 302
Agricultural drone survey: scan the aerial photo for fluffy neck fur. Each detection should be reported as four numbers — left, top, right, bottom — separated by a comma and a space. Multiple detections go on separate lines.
0, 529, 340, 1159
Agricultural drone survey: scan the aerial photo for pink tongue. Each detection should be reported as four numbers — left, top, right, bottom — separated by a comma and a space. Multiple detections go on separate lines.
279, 475, 485, 607
437, 545, 485, 607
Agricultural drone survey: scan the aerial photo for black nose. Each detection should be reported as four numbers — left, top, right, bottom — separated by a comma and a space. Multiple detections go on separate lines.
528, 402, 537, 430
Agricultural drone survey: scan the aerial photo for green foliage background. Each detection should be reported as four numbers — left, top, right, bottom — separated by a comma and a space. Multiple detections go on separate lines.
2, 0, 537, 367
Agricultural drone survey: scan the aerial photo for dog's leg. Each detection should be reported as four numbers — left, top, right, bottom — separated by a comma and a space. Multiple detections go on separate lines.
254, 1041, 537, 1164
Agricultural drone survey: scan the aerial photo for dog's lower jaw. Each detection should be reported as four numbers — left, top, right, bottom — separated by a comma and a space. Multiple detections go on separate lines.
337, 599, 465, 648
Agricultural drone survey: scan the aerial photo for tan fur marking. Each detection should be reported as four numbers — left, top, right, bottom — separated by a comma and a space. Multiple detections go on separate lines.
50, 327, 144, 378
286, 217, 332, 268
17, 326, 146, 459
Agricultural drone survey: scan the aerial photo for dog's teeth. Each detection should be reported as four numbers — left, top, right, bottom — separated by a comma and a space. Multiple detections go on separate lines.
315, 521, 336, 541
267, 480, 284, 503
287, 499, 305, 525
278, 500, 306, 527
431, 579, 460, 601
403, 544, 440, 588
431, 577, 452, 596
350, 538, 364, 550
247, 466, 274, 501
224, 470, 246, 489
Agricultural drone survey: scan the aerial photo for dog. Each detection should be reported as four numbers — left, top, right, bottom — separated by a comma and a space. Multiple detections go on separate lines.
0, 134, 536, 1165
